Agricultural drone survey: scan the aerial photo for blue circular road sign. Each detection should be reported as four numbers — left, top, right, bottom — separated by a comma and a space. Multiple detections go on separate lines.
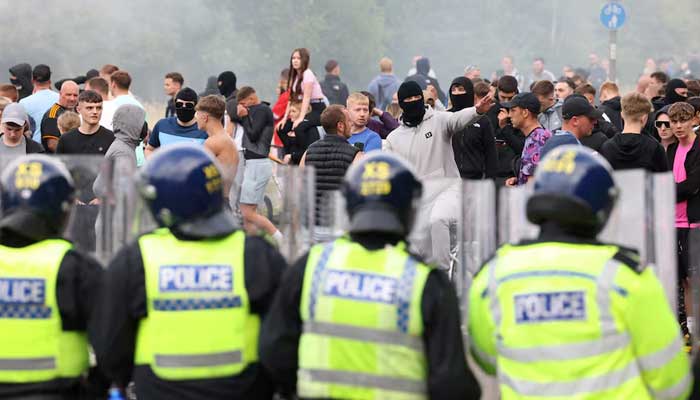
600, 2, 626, 30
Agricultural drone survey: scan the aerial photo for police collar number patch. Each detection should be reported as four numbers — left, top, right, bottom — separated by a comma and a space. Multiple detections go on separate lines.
323, 270, 397, 304
514, 291, 586, 324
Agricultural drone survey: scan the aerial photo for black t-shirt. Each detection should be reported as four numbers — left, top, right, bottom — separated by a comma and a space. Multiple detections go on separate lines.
40, 103, 70, 149
56, 126, 115, 155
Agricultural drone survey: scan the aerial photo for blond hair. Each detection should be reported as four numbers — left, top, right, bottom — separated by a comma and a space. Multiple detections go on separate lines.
621, 92, 652, 122
379, 57, 393, 73
289, 100, 309, 115
346, 92, 369, 107
599, 81, 619, 95
57, 111, 81, 134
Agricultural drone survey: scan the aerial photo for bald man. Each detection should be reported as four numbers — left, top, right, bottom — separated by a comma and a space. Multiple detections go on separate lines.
41, 80, 79, 152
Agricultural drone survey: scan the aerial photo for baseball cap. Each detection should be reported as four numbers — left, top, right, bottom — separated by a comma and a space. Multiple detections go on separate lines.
502, 92, 541, 115
562, 94, 603, 120
1, 103, 28, 126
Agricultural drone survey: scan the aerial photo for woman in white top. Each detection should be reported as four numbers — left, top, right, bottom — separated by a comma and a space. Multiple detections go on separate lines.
278, 48, 326, 130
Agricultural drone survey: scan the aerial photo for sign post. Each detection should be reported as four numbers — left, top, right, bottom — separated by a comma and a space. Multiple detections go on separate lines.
600, 2, 626, 82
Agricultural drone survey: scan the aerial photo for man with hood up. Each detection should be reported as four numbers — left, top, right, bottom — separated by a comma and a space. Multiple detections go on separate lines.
367, 57, 401, 111
643, 78, 690, 136
93, 104, 146, 253
405, 57, 447, 106
218, 71, 240, 139
8, 63, 33, 100
200, 76, 219, 97
95, 105, 146, 192
665, 78, 689, 107
385, 80, 493, 269
449, 76, 498, 179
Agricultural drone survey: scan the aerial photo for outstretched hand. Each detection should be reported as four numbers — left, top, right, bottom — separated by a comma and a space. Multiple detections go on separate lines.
475, 93, 494, 115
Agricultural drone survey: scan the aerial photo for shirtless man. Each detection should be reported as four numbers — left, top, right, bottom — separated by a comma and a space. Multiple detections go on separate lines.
194, 95, 239, 206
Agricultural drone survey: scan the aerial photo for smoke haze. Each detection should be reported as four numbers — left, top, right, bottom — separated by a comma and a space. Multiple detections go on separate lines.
1, 0, 698, 102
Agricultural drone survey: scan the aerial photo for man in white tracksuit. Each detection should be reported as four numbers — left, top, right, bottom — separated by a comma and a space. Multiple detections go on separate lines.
385, 80, 493, 268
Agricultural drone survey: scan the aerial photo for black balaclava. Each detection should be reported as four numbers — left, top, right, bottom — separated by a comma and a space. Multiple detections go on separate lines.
217, 71, 237, 98
416, 58, 430, 76
9, 63, 33, 100
449, 76, 475, 112
175, 87, 198, 122
665, 79, 688, 105
398, 81, 426, 127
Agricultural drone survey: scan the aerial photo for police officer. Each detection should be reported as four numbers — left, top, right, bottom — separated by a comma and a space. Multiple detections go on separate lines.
260, 152, 481, 399
93, 143, 287, 399
468, 145, 691, 399
0, 155, 105, 399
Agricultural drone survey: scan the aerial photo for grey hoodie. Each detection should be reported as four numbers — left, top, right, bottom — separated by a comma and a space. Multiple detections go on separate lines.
368, 73, 401, 111
93, 104, 145, 197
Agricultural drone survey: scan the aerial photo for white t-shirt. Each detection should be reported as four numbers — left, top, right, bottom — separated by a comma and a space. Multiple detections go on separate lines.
101, 94, 145, 130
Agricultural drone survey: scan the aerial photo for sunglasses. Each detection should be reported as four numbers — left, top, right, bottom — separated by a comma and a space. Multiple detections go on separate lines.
175, 101, 195, 109
655, 121, 670, 129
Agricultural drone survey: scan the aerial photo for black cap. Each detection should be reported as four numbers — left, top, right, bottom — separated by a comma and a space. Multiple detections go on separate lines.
502, 92, 541, 115
562, 94, 603, 120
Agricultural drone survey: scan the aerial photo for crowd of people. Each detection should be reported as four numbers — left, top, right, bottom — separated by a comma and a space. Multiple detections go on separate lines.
0, 48, 699, 398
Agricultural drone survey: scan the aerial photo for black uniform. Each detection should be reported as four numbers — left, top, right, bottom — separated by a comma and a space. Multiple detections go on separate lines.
93, 231, 286, 400
259, 233, 481, 400
0, 230, 106, 399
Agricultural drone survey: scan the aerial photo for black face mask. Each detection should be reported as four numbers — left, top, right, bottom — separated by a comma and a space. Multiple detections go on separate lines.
10, 77, 21, 89
449, 77, 475, 112
665, 79, 688, 105
400, 99, 426, 127
176, 107, 195, 122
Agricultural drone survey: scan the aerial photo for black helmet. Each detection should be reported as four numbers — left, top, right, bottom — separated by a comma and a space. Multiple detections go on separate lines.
341, 152, 422, 235
138, 143, 235, 237
527, 145, 618, 236
0, 155, 75, 240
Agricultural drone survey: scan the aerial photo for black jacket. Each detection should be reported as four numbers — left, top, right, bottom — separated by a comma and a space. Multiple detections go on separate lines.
259, 234, 482, 400
241, 103, 274, 159
305, 135, 358, 193
580, 131, 608, 152
320, 75, 349, 106
0, 231, 106, 398
667, 137, 700, 223
278, 119, 320, 165
599, 97, 623, 132
600, 133, 668, 172
93, 232, 287, 400
451, 114, 498, 179
495, 123, 526, 178
405, 74, 447, 105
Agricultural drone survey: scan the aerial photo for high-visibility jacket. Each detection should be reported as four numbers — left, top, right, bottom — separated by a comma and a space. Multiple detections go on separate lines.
135, 228, 259, 380
469, 241, 692, 399
0, 240, 88, 383
298, 238, 432, 400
